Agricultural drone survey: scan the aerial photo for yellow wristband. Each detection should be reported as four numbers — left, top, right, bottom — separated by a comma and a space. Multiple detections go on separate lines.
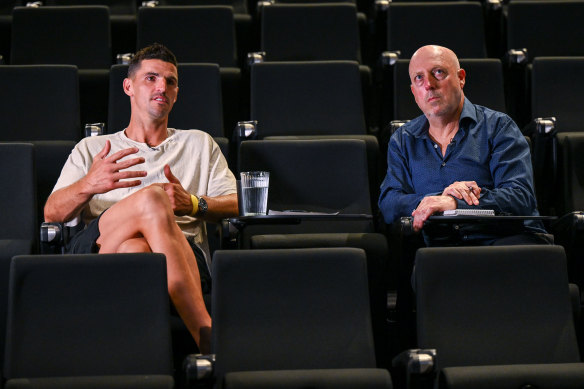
190, 194, 199, 217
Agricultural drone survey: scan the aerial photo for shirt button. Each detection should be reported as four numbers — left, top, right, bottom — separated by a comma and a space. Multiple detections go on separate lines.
441, 162, 446, 167
434, 144, 438, 149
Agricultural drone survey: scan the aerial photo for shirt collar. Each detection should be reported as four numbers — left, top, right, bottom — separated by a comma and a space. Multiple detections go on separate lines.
459, 97, 478, 125
405, 97, 476, 139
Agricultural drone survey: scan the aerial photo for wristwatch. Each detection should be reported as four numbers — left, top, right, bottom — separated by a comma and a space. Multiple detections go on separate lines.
196, 196, 208, 216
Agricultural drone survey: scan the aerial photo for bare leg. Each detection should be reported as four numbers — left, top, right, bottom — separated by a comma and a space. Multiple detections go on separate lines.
96, 185, 212, 353
116, 237, 152, 253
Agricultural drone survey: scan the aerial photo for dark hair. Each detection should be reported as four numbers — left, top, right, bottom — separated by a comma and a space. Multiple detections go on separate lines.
127, 43, 177, 78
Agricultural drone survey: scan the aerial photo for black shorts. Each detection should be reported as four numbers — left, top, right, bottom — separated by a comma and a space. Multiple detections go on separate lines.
66, 213, 103, 254
66, 212, 212, 295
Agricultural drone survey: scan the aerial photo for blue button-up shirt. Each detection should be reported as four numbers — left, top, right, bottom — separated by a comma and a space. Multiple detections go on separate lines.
378, 98, 544, 232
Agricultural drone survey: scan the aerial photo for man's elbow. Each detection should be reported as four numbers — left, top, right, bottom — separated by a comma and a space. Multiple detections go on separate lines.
43, 206, 60, 223
43, 199, 69, 223
379, 202, 398, 226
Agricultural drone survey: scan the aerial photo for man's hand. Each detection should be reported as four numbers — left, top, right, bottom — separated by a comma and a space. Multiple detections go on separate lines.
442, 181, 481, 206
411, 195, 457, 232
161, 164, 193, 216
81, 140, 146, 195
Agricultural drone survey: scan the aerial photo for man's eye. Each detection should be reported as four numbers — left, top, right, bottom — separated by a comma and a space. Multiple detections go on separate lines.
434, 69, 446, 78
146, 76, 155, 81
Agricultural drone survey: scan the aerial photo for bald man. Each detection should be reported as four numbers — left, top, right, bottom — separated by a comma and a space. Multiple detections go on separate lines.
378, 45, 550, 245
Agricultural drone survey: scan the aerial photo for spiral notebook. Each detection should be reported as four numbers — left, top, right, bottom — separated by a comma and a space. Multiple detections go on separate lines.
441, 209, 495, 216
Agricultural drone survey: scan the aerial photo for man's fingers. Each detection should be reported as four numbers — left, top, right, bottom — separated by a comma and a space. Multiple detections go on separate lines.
111, 179, 143, 189
115, 157, 145, 171
96, 140, 111, 159
164, 164, 181, 184
113, 170, 147, 181
445, 188, 462, 199
412, 213, 427, 231
468, 188, 480, 205
412, 207, 431, 231
107, 147, 140, 162
459, 188, 474, 205
444, 183, 480, 206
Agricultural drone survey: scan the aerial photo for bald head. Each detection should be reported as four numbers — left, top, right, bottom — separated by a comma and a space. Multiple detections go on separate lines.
409, 45, 460, 78
408, 45, 465, 121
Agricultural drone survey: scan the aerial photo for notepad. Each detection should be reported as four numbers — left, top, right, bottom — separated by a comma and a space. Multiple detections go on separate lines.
268, 210, 340, 216
442, 209, 495, 216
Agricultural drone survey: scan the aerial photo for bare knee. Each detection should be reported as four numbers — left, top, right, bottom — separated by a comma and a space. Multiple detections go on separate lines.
137, 185, 170, 208
134, 185, 174, 221
116, 238, 152, 253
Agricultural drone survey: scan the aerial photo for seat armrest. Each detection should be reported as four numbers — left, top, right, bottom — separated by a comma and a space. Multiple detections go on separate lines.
392, 349, 437, 389
232, 121, 258, 150
183, 353, 216, 389
506, 48, 528, 65
397, 217, 415, 236
220, 219, 239, 249
247, 51, 266, 68
523, 117, 557, 137
40, 218, 83, 254
84, 122, 105, 137
116, 52, 134, 64
380, 50, 401, 67
552, 212, 584, 235
485, 0, 502, 12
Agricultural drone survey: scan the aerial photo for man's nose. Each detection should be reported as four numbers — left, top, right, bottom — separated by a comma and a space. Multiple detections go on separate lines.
424, 76, 436, 90
155, 78, 167, 91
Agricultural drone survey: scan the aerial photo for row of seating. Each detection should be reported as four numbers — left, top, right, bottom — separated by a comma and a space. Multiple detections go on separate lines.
0, 0, 496, 16
1, 1, 584, 66
3, 145, 582, 387
1, 3, 583, 389
1, 245, 582, 388
2, 84, 584, 389
0, 1, 582, 130
2, 56, 582, 138
4, 132, 584, 282
2, 57, 582, 213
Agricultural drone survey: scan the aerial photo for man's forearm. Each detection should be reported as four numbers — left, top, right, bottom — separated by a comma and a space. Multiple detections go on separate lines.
200, 193, 238, 222
379, 189, 426, 225
470, 186, 537, 215
44, 179, 93, 223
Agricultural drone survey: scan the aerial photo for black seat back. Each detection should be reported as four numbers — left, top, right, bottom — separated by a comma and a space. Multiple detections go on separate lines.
416, 245, 580, 368
137, 5, 237, 67
386, 2, 486, 59
4, 253, 173, 379
212, 247, 377, 377
250, 61, 366, 137
0, 65, 80, 141
261, 3, 361, 62
11, 6, 111, 69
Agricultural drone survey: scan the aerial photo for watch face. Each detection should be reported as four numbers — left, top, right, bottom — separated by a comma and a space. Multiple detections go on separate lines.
198, 197, 208, 215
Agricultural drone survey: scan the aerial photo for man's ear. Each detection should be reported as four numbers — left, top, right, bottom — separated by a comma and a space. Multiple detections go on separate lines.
458, 68, 466, 89
123, 78, 133, 97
